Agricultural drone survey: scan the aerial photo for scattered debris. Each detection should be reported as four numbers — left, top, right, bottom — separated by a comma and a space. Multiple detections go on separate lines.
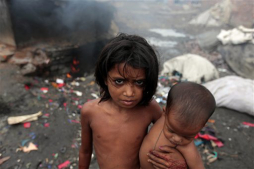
204, 76, 254, 116
242, 122, 254, 127
160, 54, 219, 84
23, 122, 31, 128
196, 133, 224, 147
7, 111, 43, 125
0, 156, 10, 165
217, 26, 254, 45
19, 142, 38, 153
58, 160, 70, 169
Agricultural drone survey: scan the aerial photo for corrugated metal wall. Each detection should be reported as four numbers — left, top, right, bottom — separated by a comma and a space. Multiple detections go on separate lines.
0, 0, 15, 46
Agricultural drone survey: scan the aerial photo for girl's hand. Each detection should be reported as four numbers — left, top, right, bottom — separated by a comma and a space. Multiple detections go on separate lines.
147, 146, 187, 169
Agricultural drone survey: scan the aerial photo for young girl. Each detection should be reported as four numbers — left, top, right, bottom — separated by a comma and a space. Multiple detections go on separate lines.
79, 33, 186, 169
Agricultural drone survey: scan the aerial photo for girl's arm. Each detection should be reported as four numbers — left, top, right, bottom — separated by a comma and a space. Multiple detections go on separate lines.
79, 104, 93, 169
150, 99, 164, 123
177, 141, 205, 169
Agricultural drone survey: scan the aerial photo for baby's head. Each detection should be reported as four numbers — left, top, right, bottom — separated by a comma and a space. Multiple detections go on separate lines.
95, 33, 159, 106
163, 82, 216, 147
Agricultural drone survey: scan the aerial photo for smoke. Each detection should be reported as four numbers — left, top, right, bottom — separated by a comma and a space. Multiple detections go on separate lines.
7, 0, 116, 46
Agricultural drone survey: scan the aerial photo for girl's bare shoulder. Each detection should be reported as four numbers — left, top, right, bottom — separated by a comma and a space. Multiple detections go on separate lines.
137, 99, 162, 122
145, 99, 162, 113
81, 99, 101, 115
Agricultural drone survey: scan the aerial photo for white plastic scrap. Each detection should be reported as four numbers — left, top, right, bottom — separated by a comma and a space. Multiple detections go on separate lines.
91, 93, 99, 99
77, 77, 86, 81
56, 79, 64, 84
217, 26, 254, 45
73, 91, 83, 96
71, 81, 80, 86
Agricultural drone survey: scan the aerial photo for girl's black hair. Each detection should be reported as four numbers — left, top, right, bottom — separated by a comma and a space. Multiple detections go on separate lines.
94, 33, 159, 106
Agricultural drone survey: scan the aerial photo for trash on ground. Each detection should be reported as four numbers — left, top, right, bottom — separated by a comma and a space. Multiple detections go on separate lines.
196, 133, 224, 147
19, 142, 38, 153
160, 54, 219, 84
58, 160, 70, 169
7, 111, 43, 125
203, 76, 254, 116
217, 26, 254, 45
0, 156, 10, 165
242, 122, 254, 127
23, 122, 31, 128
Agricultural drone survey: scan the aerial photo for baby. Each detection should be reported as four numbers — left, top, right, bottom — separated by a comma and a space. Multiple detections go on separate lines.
140, 82, 216, 169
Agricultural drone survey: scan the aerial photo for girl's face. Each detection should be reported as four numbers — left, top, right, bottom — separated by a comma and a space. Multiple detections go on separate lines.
163, 111, 202, 147
105, 63, 146, 109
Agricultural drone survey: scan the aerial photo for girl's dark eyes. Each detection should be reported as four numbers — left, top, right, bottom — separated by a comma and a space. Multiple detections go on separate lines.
114, 79, 144, 86
115, 79, 124, 85
135, 80, 144, 86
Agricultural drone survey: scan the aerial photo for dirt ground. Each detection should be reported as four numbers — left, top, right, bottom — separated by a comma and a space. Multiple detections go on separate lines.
0, 62, 253, 169
0, 1, 254, 169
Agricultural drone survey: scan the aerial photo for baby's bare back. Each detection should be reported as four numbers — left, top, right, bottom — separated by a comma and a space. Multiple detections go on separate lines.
89, 100, 159, 169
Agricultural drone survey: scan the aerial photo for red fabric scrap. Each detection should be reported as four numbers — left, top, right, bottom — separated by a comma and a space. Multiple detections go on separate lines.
242, 122, 254, 127
40, 87, 48, 92
197, 133, 224, 147
71, 120, 80, 123
57, 83, 65, 88
24, 84, 31, 90
44, 123, 50, 127
43, 113, 50, 117
58, 160, 70, 169
23, 122, 31, 128
213, 140, 224, 147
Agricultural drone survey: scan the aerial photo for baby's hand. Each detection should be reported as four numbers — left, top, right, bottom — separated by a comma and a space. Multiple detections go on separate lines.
147, 146, 187, 169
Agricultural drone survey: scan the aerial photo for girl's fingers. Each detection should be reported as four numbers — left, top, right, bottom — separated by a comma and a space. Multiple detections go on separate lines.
149, 149, 186, 166
148, 152, 170, 168
148, 159, 167, 169
150, 150, 170, 162
153, 165, 161, 169
153, 147, 186, 161
158, 145, 176, 153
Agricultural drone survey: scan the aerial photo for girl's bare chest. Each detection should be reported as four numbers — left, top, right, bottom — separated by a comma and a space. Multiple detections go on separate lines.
91, 113, 151, 143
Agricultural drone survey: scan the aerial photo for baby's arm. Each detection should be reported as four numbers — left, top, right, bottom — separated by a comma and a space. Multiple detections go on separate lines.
79, 104, 93, 169
177, 141, 204, 169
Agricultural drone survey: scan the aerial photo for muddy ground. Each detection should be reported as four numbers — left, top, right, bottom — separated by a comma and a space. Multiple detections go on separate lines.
0, 1, 254, 169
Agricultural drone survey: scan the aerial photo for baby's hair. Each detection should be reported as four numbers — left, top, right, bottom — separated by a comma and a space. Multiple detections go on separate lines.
165, 82, 216, 128
94, 33, 159, 105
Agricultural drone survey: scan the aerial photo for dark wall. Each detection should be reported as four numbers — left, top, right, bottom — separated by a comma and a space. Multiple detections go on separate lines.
7, 0, 116, 47
0, 0, 15, 46
5, 0, 117, 76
